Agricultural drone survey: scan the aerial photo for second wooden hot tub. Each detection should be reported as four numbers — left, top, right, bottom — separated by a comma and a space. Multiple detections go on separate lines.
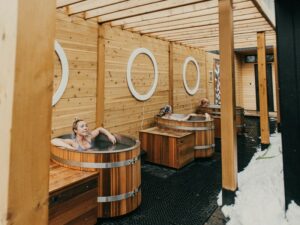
155, 114, 215, 158
51, 134, 141, 218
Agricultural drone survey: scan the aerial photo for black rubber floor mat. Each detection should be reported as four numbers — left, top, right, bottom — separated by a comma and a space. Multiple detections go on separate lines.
141, 163, 177, 179
97, 117, 277, 225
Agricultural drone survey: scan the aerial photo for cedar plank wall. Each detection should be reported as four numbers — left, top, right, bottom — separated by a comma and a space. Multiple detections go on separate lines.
172, 45, 207, 114
206, 52, 218, 104
239, 60, 277, 111
235, 54, 243, 107
51, 10, 215, 139
52, 9, 98, 137
240, 61, 257, 110
103, 25, 169, 138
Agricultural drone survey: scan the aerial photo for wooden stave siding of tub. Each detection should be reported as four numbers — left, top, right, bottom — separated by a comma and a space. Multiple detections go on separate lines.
155, 116, 215, 158
172, 45, 207, 114
51, 144, 141, 218
197, 105, 245, 137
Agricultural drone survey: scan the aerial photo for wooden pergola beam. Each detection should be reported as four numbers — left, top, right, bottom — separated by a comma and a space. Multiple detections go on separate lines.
180, 31, 275, 44
110, 0, 251, 27
0, 0, 55, 223
85, 0, 164, 19
110, 1, 215, 26
257, 31, 270, 146
57, 0, 276, 51
188, 36, 276, 49
219, 0, 238, 205
56, 0, 84, 8
130, 13, 220, 32
137, 17, 267, 37
141, 16, 267, 34
127, 1, 255, 29
96, 0, 207, 22
134, 10, 265, 32
166, 26, 273, 41
68, 0, 127, 15
124, 7, 219, 30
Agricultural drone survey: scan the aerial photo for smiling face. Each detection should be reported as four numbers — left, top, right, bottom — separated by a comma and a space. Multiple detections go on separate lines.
74, 120, 89, 136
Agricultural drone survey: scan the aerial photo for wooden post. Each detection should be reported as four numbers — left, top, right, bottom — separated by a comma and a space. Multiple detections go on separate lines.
257, 32, 270, 145
273, 46, 281, 127
219, 0, 238, 205
96, 24, 106, 127
0, 0, 55, 224
169, 42, 174, 108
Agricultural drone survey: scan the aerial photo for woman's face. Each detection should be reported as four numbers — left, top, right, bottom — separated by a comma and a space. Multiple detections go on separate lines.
201, 99, 209, 107
75, 120, 89, 136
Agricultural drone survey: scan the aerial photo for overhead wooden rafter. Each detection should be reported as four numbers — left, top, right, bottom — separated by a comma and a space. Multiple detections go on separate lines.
56, 0, 276, 51
67, 0, 128, 15
57, 0, 84, 8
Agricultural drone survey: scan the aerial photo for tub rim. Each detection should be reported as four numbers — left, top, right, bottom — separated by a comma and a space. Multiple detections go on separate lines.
155, 114, 214, 123
51, 133, 140, 154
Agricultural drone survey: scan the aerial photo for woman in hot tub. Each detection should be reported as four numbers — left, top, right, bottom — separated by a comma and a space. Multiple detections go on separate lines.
158, 105, 210, 121
51, 118, 116, 150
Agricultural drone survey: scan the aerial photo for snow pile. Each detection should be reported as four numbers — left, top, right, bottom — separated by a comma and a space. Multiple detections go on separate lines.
218, 133, 300, 225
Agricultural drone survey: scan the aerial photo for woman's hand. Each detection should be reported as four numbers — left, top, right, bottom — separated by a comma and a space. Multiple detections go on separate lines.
107, 134, 117, 145
205, 113, 211, 120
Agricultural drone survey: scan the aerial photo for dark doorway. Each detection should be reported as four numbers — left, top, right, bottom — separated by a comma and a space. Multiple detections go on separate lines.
254, 63, 274, 112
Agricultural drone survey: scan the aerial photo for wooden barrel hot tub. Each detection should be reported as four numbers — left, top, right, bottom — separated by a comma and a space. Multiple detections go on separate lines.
196, 105, 245, 138
51, 134, 141, 218
155, 114, 215, 158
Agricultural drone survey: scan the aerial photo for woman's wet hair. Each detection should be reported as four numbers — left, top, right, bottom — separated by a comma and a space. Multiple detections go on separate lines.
200, 98, 209, 106
157, 105, 172, 117
72, 118, 83, 136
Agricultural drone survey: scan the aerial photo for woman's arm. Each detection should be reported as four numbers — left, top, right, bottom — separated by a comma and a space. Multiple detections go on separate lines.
91, 127, 116, 144
51, 138, 76, 149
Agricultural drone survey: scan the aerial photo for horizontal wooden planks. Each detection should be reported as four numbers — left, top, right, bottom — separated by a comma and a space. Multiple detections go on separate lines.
52, 10, 98, 137
172, 44, 207, 114
103, 25, 169, 138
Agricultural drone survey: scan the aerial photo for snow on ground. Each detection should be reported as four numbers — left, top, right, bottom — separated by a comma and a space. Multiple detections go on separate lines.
218, 132, 300, 225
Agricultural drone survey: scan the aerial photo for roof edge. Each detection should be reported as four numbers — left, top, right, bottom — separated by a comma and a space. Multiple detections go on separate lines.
251, 0, 276, 29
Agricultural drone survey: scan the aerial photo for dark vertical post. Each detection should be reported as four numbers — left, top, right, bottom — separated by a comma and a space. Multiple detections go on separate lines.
275, 0, 300, 206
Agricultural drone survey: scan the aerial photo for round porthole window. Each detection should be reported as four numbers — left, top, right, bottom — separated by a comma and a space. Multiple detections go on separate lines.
52, 40, 69, 106
182, 56, 200, 95
127, 48, 158, 101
